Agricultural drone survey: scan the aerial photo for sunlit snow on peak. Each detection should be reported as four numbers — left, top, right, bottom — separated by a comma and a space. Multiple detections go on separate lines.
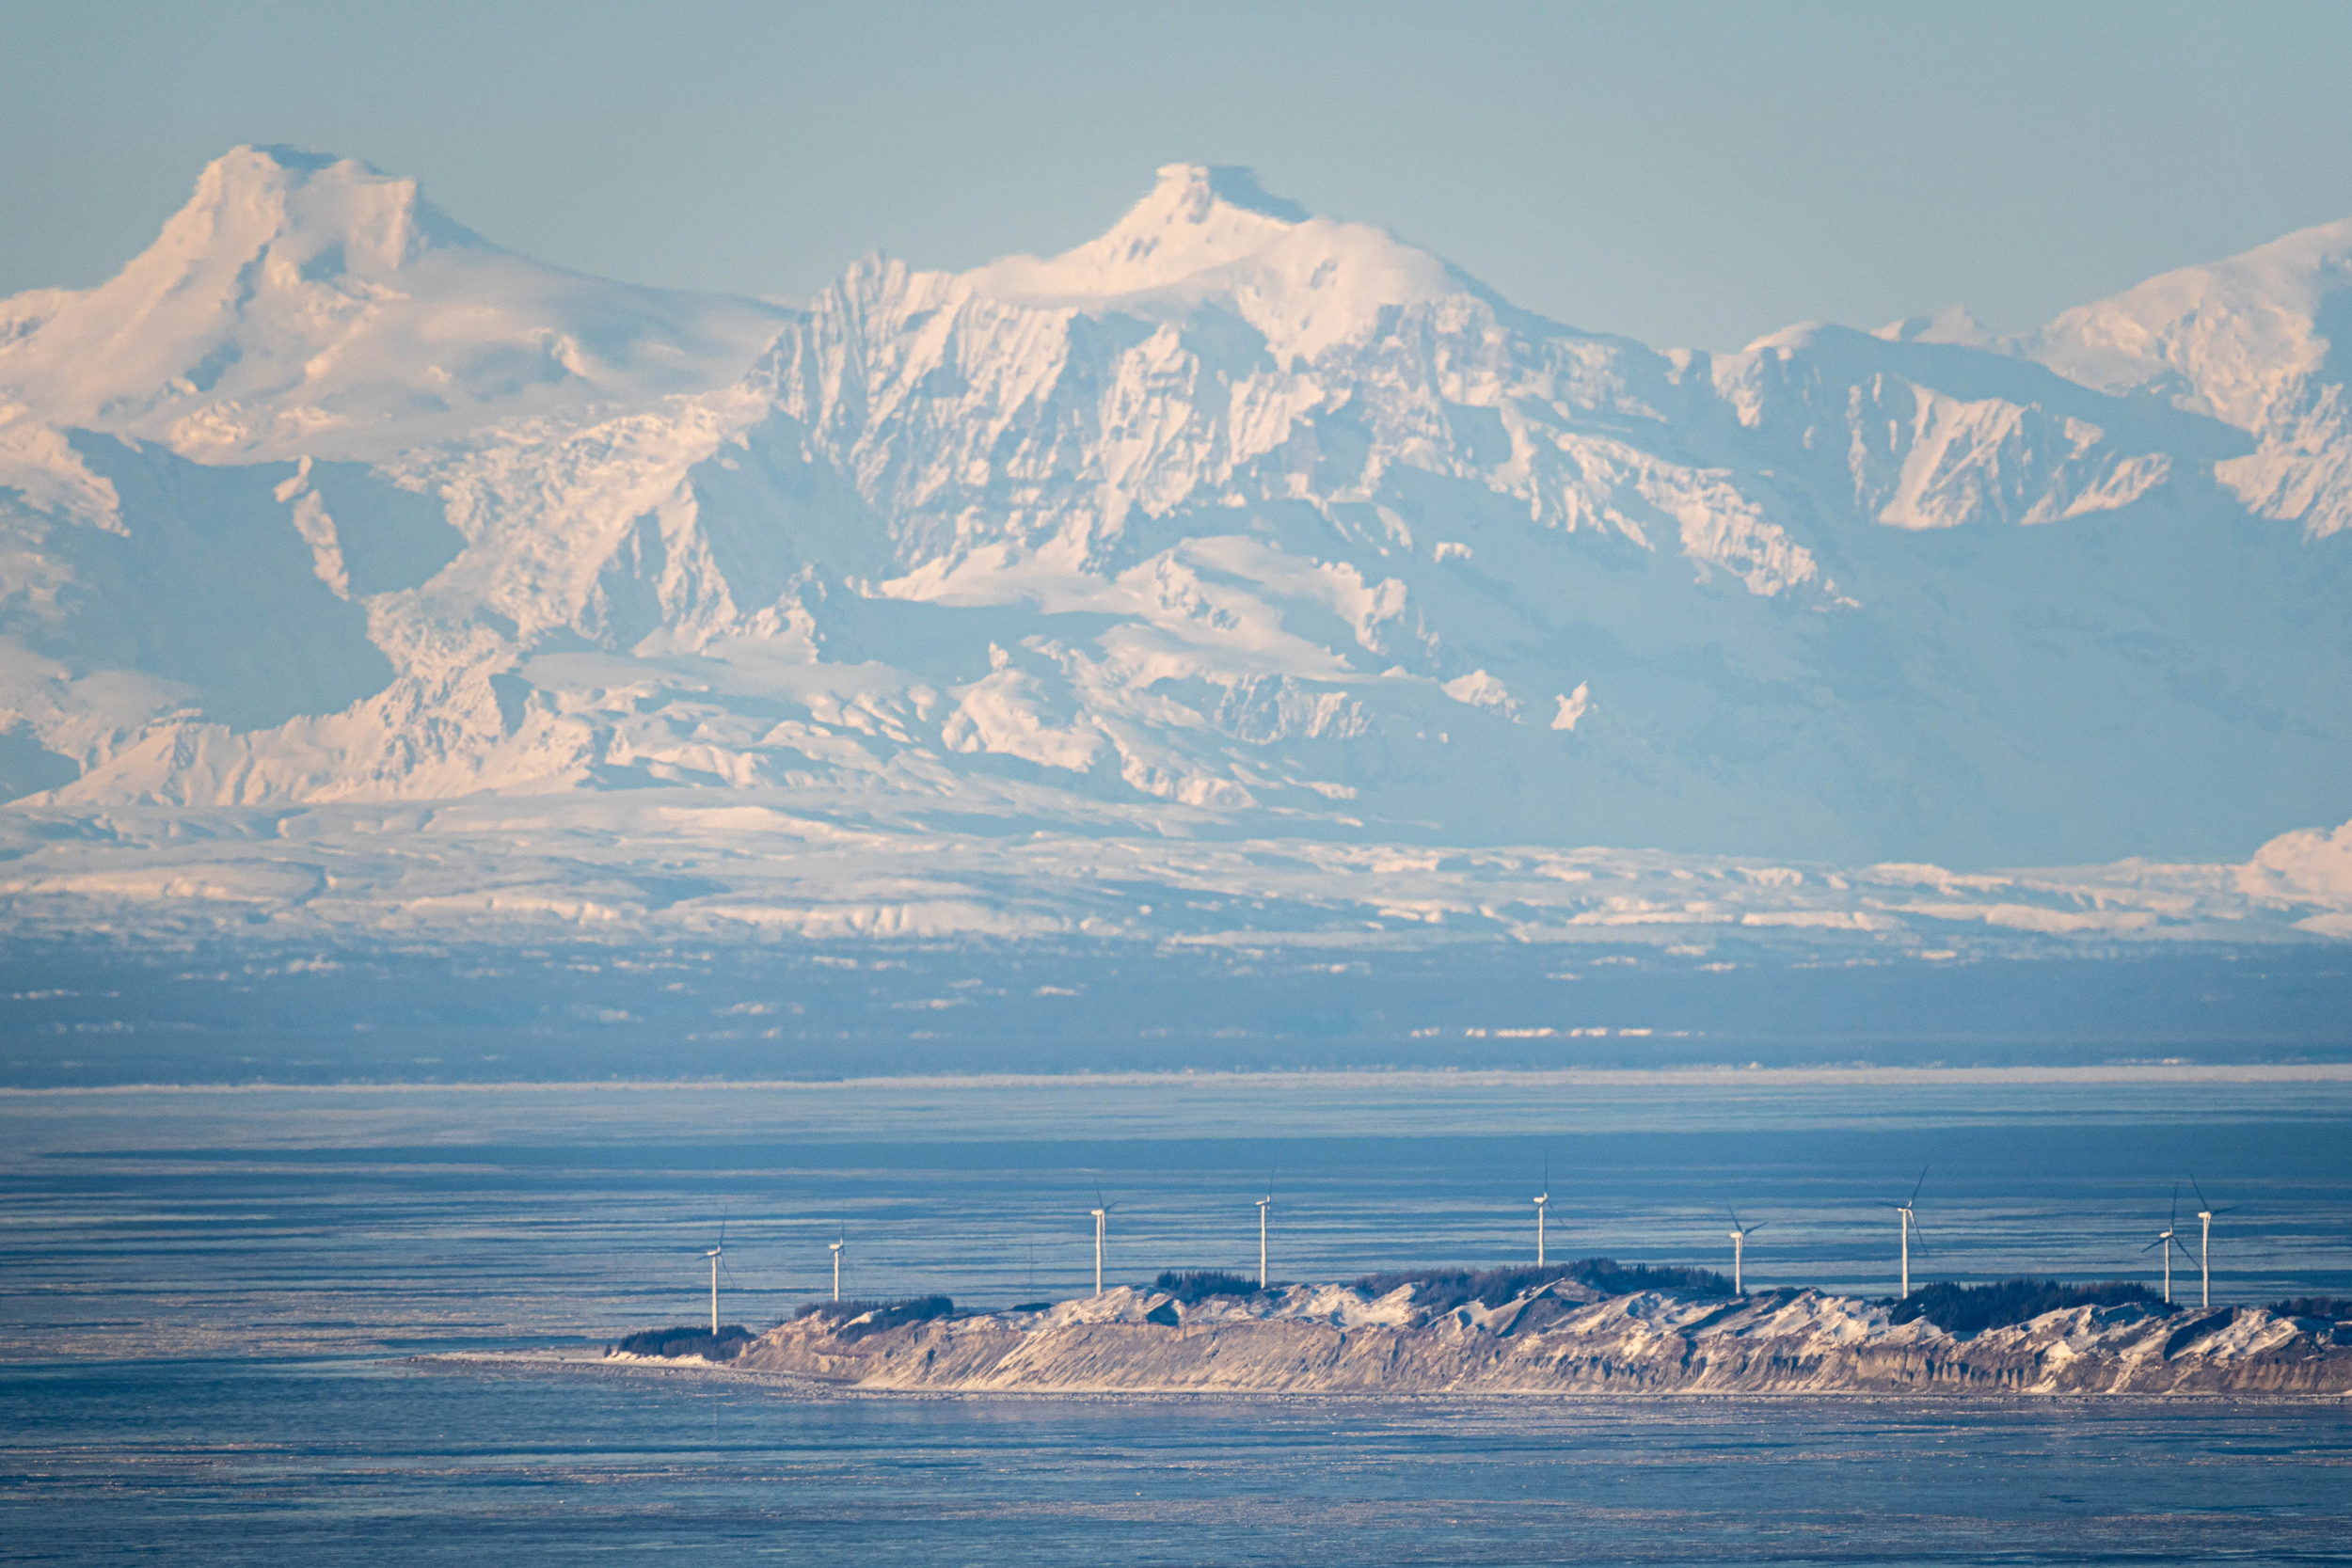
2022, 214, 2352, 538
1870, 304, 2008, 350
0, 144, 787, 463
960, 162, 1459, 364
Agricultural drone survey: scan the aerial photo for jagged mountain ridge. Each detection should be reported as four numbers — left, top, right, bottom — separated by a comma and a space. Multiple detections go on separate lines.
0, 148, 2347, 880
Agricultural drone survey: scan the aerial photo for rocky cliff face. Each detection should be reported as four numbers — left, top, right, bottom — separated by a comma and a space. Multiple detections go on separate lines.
733, 1281, 2352, 1397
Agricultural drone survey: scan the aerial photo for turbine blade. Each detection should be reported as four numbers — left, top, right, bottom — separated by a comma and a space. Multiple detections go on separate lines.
2170, 1182, 2181, 1228
1910, 1165, 1928, 1206
2191, 1173, 2212, 1212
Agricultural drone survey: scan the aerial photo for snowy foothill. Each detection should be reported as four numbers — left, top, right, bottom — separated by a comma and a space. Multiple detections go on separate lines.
0, 792, 2345, 952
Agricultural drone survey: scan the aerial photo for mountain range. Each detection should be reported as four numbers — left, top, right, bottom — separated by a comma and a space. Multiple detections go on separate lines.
1, 146, 2348, 957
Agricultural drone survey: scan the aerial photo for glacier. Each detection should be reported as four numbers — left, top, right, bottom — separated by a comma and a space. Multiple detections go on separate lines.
1, 147, 2349, 986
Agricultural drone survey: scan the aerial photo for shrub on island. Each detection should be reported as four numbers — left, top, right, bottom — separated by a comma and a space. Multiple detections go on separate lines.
1153, 1270, 1265, 1303
1889, 1279, 2164, 1333
612, 1324, 754, 1359
2268, 1296, 2352, 1321
1354, 1258, 1737, 1310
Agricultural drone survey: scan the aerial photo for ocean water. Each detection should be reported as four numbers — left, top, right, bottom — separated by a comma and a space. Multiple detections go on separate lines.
8, 1364, 2351, 1564
5, 1070, 2350, 1561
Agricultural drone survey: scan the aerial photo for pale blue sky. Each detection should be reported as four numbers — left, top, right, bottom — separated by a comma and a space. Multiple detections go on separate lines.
5, 0, 2349, 351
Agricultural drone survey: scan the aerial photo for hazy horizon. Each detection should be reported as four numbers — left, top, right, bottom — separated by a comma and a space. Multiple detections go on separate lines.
7, 0, 2352, 352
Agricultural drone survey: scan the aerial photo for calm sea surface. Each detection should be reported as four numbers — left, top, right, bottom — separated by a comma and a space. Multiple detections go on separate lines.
5, 1070, 2349, 1562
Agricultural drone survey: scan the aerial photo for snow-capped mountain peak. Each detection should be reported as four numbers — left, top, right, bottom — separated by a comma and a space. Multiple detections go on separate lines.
161, 143, 484, 277
1870, 303, 2010, 350
0, 145, 785, 463
2024, 214, 2352, 537
961, 163, 1458, 363
2029, 215, 2352, 420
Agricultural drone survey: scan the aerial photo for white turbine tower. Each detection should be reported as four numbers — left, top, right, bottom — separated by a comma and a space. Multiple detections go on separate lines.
2142, 1185, 2195, 1305
2188, 1175, 2236, 1310
829, 1231, 847, 1302
1727, 1206, 1763, 1295
691, 1215, 737, 1334
1534, 1153, 1550, 1268
1888, 1166, 1928, 1298
1256, 1169, 1275, 1290
1090, 1184, 1115, 1296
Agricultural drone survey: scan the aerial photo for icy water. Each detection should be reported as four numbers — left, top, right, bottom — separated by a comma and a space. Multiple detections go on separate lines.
8, 1363, 2352, 1565
5, 1070, 2351, 1562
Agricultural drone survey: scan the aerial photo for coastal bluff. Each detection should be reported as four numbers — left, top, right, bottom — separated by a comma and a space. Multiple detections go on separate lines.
730, 1279, 2352, 1397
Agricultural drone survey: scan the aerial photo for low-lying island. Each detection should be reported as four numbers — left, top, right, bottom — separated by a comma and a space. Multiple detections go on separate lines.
717, 1274, 2352, 1397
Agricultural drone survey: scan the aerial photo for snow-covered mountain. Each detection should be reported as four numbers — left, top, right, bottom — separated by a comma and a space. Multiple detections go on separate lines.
0, 145, 785, 462
2023, 215, 2352, 541
1, 147, 2348, 951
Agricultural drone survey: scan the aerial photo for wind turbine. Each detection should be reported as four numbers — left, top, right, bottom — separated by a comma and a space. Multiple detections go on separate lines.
1090, 1184, 1115, 1296
2143, 1184, 2195, 1306
705, 1219, 725, 1335
829, 1229, 847, 1302
1888, 1166, 1928, 1298
1727, 1205, 1763, 1295
1534, 1153, 1550, 1268
2188, 1175, 2237, 1310
1256, 1168, 1275, 1290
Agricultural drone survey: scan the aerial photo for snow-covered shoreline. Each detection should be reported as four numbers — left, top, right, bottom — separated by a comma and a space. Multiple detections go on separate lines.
746, 1281, 2352, 1397
496, 1280, 2352, 1399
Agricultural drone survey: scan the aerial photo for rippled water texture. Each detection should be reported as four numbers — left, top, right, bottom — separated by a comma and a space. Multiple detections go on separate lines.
5, 1071, 2350, 1561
